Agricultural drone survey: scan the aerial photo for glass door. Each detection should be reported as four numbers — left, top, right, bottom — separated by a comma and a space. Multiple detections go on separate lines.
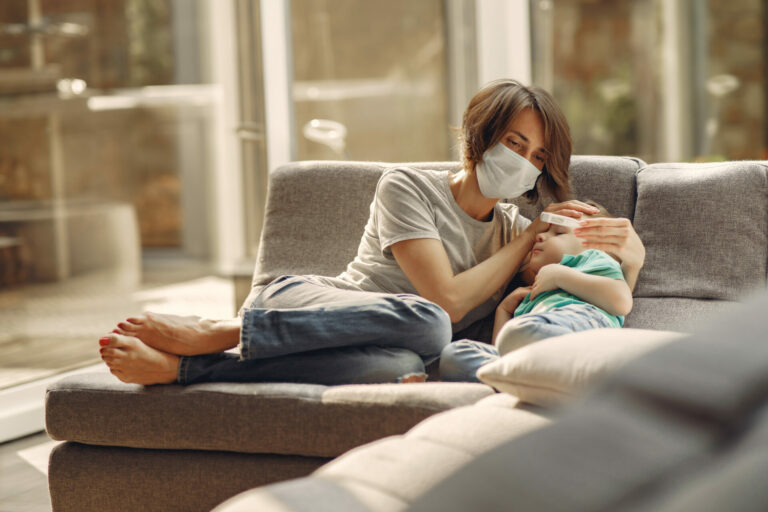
0, 0, 232, 391
288, 0, 473, 162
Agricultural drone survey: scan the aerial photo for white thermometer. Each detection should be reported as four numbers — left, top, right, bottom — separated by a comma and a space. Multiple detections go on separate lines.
540, 212, 582, 228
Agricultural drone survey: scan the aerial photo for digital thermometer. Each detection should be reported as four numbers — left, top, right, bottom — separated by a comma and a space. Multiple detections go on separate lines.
540, 212, 582, 228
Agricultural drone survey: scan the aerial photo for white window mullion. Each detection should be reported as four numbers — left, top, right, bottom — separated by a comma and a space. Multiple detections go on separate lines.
207, 0, 245, 275
661, 0, 693, 162
260, 0, 295, 172
475, 0, 532, 86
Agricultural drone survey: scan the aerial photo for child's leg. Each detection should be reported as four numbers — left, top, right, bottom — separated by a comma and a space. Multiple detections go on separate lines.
438, 340, 499, 382
495, 304, 615, 356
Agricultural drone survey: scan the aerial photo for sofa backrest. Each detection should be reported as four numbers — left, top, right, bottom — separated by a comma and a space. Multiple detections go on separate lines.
248, 156, 645, 301
632, 161, 768, 301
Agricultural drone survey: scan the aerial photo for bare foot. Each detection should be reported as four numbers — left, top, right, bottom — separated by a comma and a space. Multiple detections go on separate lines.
399, 372, 427, 383
99, 334, 180, 385
112, 312, 240, 356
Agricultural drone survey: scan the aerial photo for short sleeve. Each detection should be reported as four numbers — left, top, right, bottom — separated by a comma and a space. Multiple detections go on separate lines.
562, 249, 624, 281
374, 169, 441, 254
515, 214, 532, 233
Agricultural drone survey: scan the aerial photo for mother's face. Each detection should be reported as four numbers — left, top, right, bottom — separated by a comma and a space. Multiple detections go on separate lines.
498, 108, 548, 171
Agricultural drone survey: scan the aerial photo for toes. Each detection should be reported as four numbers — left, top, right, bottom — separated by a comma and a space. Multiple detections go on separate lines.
100, 334, 124, 348
118, 321, 139, 332
105, 333, 135, 349
100, 337, 134, 357
110, 368, 129, 383
100, 347, 118, 364
126, 316, 144, 325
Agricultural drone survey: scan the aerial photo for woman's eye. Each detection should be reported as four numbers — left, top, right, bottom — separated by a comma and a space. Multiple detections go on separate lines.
507, 139, 520, 147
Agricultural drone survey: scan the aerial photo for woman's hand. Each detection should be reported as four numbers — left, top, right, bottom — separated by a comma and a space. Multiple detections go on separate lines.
573, 217, 646, 291
525, 200, 600, 236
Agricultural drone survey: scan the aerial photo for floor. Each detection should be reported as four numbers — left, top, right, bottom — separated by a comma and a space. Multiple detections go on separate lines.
0, 256, 236, 390
0, 256, 238, 511
0, 432, 55, 512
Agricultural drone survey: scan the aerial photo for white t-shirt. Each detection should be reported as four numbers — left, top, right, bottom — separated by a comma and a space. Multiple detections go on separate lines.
323, 167, 530, 333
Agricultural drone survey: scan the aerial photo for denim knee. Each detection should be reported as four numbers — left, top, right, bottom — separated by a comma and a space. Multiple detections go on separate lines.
439, 340, 498, 383
372, 348, 426, 383
393, 295, 452, 359
495, 320, 543, 356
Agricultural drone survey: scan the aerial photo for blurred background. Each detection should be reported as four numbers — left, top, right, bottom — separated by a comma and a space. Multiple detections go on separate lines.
0, 0, 765, 400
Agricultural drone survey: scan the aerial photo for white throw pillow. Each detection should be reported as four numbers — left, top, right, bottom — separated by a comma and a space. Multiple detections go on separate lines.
476, 328, 685, 407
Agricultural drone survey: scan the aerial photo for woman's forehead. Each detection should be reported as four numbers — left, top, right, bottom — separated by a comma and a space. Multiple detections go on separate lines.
504, 109, 546, 147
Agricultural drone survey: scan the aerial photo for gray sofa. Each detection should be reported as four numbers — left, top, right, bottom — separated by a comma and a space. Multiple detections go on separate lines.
45, 157, 768, 511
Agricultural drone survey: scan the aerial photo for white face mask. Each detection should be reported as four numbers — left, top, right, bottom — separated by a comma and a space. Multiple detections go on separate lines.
475, 143, 541, 199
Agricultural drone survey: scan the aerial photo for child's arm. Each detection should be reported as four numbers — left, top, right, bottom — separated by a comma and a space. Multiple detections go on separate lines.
492, 286, 532, 343
530, 264, 633, 316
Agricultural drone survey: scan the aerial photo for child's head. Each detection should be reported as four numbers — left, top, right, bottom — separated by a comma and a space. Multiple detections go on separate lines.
528, 200, 613, 274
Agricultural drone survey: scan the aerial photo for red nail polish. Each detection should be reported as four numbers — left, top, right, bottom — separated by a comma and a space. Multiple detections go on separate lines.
99, 337, 110, 346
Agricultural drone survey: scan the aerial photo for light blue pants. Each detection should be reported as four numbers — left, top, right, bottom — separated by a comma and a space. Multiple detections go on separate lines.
439, 304, 615, 383
178, 275, 452, 385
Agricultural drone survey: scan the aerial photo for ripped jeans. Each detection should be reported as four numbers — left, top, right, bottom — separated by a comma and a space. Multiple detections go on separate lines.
177, 275, 452, 385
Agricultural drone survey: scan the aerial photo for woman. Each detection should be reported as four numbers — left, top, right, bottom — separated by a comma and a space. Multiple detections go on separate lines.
99, 79, 645, 386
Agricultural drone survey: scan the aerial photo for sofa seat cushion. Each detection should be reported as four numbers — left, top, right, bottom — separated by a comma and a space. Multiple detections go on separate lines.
214, 394, 551, 512
46, 373, 494, 458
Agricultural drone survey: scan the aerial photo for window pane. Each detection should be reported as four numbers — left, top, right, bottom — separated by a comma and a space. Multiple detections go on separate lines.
698, 0, 766, 160
531, 0, 662, 162
290, 0, 451, 162
0, 0, 229, 390
530, 0, 767, 163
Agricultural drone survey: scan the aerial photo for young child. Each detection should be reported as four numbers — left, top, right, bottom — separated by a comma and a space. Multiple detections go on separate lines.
492, 201, 633, 355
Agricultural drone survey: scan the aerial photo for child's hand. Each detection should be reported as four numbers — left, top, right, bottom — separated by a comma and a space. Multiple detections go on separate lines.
530, 264, 571, 300
499, 286, 532, 313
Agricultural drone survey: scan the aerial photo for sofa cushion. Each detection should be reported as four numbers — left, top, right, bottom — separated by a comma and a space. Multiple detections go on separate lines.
476, 328, 683, 406
46, 373, 493, 458
633, 161, 768, 300
215, 394, 551, 512
625, 296, 744, 331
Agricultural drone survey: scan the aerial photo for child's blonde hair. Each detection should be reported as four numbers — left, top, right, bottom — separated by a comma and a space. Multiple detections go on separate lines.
582, 200, 613, 219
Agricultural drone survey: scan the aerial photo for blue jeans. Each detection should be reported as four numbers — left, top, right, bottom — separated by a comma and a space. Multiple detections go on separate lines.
439, 304, 615, 382
178, 275, 452, 385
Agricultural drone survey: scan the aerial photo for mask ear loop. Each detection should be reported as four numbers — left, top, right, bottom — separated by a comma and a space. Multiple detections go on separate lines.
520, 173, 543, 204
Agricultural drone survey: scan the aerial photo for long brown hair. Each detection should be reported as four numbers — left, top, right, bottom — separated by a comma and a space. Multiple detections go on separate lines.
460, 79, 572, 203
